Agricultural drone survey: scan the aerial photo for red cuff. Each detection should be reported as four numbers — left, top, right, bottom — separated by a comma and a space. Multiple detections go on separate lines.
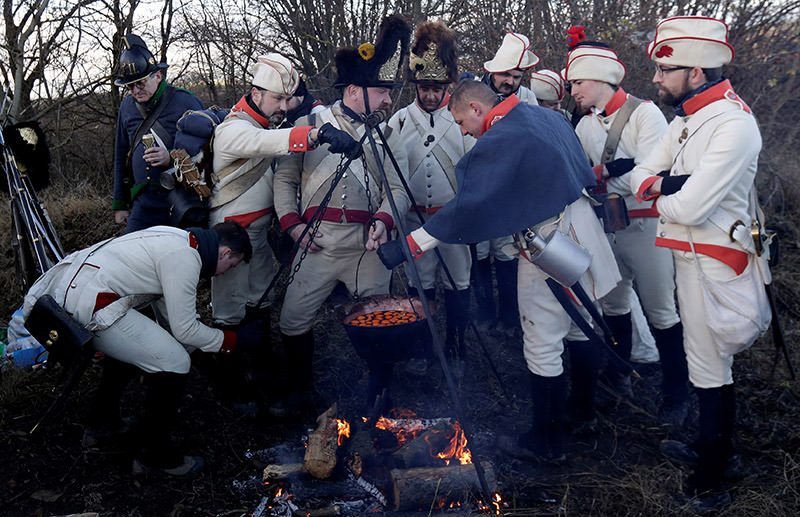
289, 126, 314, 152
219, 330, 237, 354
373, 212, 394, 233
280, 213, 305, 231
636, 176, 660, 202
407, 234, 424, 260
592, 163, 605, 182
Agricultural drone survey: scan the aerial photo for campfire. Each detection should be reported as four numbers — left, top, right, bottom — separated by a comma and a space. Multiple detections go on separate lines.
253, 405, 499, 515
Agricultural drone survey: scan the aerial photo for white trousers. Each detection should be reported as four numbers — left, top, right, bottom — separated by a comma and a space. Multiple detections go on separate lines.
673, 249, 735, 388
601, 218, 680, 329
210, 214, 276, 326
92, 309, 192, 374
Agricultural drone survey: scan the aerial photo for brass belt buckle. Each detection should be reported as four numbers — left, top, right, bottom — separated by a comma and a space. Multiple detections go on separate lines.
729, 219, 745, 242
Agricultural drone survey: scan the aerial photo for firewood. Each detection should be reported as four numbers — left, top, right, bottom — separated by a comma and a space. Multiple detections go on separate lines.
303, 403, 339, 479
389, 461, 496, 511
262, 462, 306, 481
391, 421, 453, 469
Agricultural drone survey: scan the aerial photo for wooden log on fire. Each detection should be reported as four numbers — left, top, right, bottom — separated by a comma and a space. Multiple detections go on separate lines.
304, 403, 339, 479
391, 421, 453, 469
389, 461, 496, 511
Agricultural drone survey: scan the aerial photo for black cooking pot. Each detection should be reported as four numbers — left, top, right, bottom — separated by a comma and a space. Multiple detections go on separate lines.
340, 294, 436, 364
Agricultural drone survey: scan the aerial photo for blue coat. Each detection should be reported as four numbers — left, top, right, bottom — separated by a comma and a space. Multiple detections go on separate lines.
112, 86, 203, 210
424, 101, 594, 244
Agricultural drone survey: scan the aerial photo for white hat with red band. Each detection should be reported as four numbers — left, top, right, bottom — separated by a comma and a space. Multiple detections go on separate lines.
484, 32, 540, 73
647, 16, 734, 68
530, 69, 565, 101
252, 53, 300, 95
563, 45, 626, 86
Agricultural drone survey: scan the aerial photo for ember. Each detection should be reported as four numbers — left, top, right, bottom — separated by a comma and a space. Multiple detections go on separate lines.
348, 310, 419, 327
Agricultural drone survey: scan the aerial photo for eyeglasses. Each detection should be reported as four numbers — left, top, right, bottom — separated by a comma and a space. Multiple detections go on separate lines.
126, 74, 154, 91
654, 65, 691, 77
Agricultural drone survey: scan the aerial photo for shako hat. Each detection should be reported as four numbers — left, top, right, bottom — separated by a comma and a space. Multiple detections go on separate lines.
647, 16, 734, 68
334, 14, 412, 88
408, 21, 458, 84
115, 34, 168, 86
483, 32, 540, 73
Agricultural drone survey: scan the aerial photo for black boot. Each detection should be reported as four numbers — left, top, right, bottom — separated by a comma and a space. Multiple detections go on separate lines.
444, 288, 470, 359
83, 358, 140, 449
269, 331, 316, 418
602, 313, 633, 399
652, 322, 690, 426
494, 259, 519, 334
566, 339, 601, 433
689, 385, 736, 494
133, 371, 203, 477
471, 256, 496, 325
405, 288, 436, 376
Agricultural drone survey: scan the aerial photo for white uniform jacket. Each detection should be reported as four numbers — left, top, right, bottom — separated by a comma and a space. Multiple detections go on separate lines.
576, 88, 667, 215
629, 80, 762, 274
210, 100, 314, 214
515, 85, 539, 107
387, 99, 475, 212
22, 227, 225, 352
274, 101, 411, 235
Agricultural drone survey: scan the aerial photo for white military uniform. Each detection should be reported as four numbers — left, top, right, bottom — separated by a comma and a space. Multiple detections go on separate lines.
274, 101, 411, 335
22, 227, 228, 374
575, 88, 680, 330
630, 80, 763, 388
387, 98, 474, 290
210, 100, 315, 325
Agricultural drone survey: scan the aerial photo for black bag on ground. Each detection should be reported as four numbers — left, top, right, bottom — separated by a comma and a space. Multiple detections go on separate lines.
25, 294, 93, 367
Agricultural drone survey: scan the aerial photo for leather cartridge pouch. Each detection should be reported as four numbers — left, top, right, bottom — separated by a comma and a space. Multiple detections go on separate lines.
602, 193, 630, 233
25, 294, 93, 367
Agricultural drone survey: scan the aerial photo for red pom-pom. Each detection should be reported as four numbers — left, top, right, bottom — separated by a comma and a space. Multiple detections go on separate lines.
566, 25, 587, 48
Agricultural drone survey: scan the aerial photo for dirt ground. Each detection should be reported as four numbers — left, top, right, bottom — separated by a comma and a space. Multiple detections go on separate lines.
1, 194, 800, 516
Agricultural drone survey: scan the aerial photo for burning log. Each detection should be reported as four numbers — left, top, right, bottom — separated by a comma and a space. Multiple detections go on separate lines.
389, 461, 496, 511
304, 403, 340, 479
391, 421, 453, 469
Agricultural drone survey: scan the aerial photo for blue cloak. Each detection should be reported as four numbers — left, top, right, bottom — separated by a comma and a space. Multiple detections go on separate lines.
424, 101, 594, 243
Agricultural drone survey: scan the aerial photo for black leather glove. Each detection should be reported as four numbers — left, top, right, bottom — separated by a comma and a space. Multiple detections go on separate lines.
377, 239, 407, 270
232, 319, 268, 355
317, 122, 362, 159
656, 170, 690, 196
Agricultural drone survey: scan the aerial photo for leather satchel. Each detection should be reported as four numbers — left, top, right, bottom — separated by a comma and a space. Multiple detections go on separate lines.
25, 294, 93, 367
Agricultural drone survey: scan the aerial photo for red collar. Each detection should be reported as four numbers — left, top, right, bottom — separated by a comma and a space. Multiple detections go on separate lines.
416, 91, 450, 112
603, 87, 628, 116
682, 80, 750, 115
481, 95, 520, 134
231, 95, 270, 128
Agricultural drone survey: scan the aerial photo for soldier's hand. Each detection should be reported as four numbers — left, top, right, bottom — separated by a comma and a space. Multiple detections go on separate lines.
144, 146, 171, 167
289, 224, 323, 253
366, 219, 387, 251
377, 239, 406, 269
114, 210, 130, 225
317, 123, 362, 159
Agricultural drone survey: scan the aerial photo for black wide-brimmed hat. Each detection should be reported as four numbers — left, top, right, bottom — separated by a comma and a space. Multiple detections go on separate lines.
334, 15, 412, 88
115, 34, 169, 86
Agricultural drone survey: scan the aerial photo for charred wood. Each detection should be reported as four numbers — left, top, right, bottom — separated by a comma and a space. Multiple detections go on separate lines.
389, 461, 496, 511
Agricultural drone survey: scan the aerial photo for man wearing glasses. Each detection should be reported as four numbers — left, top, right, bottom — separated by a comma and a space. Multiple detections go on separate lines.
630, 16, 766, 511
112, 34, 203, 233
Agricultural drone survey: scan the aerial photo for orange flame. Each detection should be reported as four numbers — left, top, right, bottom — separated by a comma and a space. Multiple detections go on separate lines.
336, 418, 351, 446
374, 410, 428, 446
434, 420, 472, 465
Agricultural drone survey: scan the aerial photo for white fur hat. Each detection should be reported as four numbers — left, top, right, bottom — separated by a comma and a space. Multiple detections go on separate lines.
529, 69, 565, 101
484, 32, 540, 73
563, 45, 626, 85
252, 53, 300, 95
647, 16, 734, 68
